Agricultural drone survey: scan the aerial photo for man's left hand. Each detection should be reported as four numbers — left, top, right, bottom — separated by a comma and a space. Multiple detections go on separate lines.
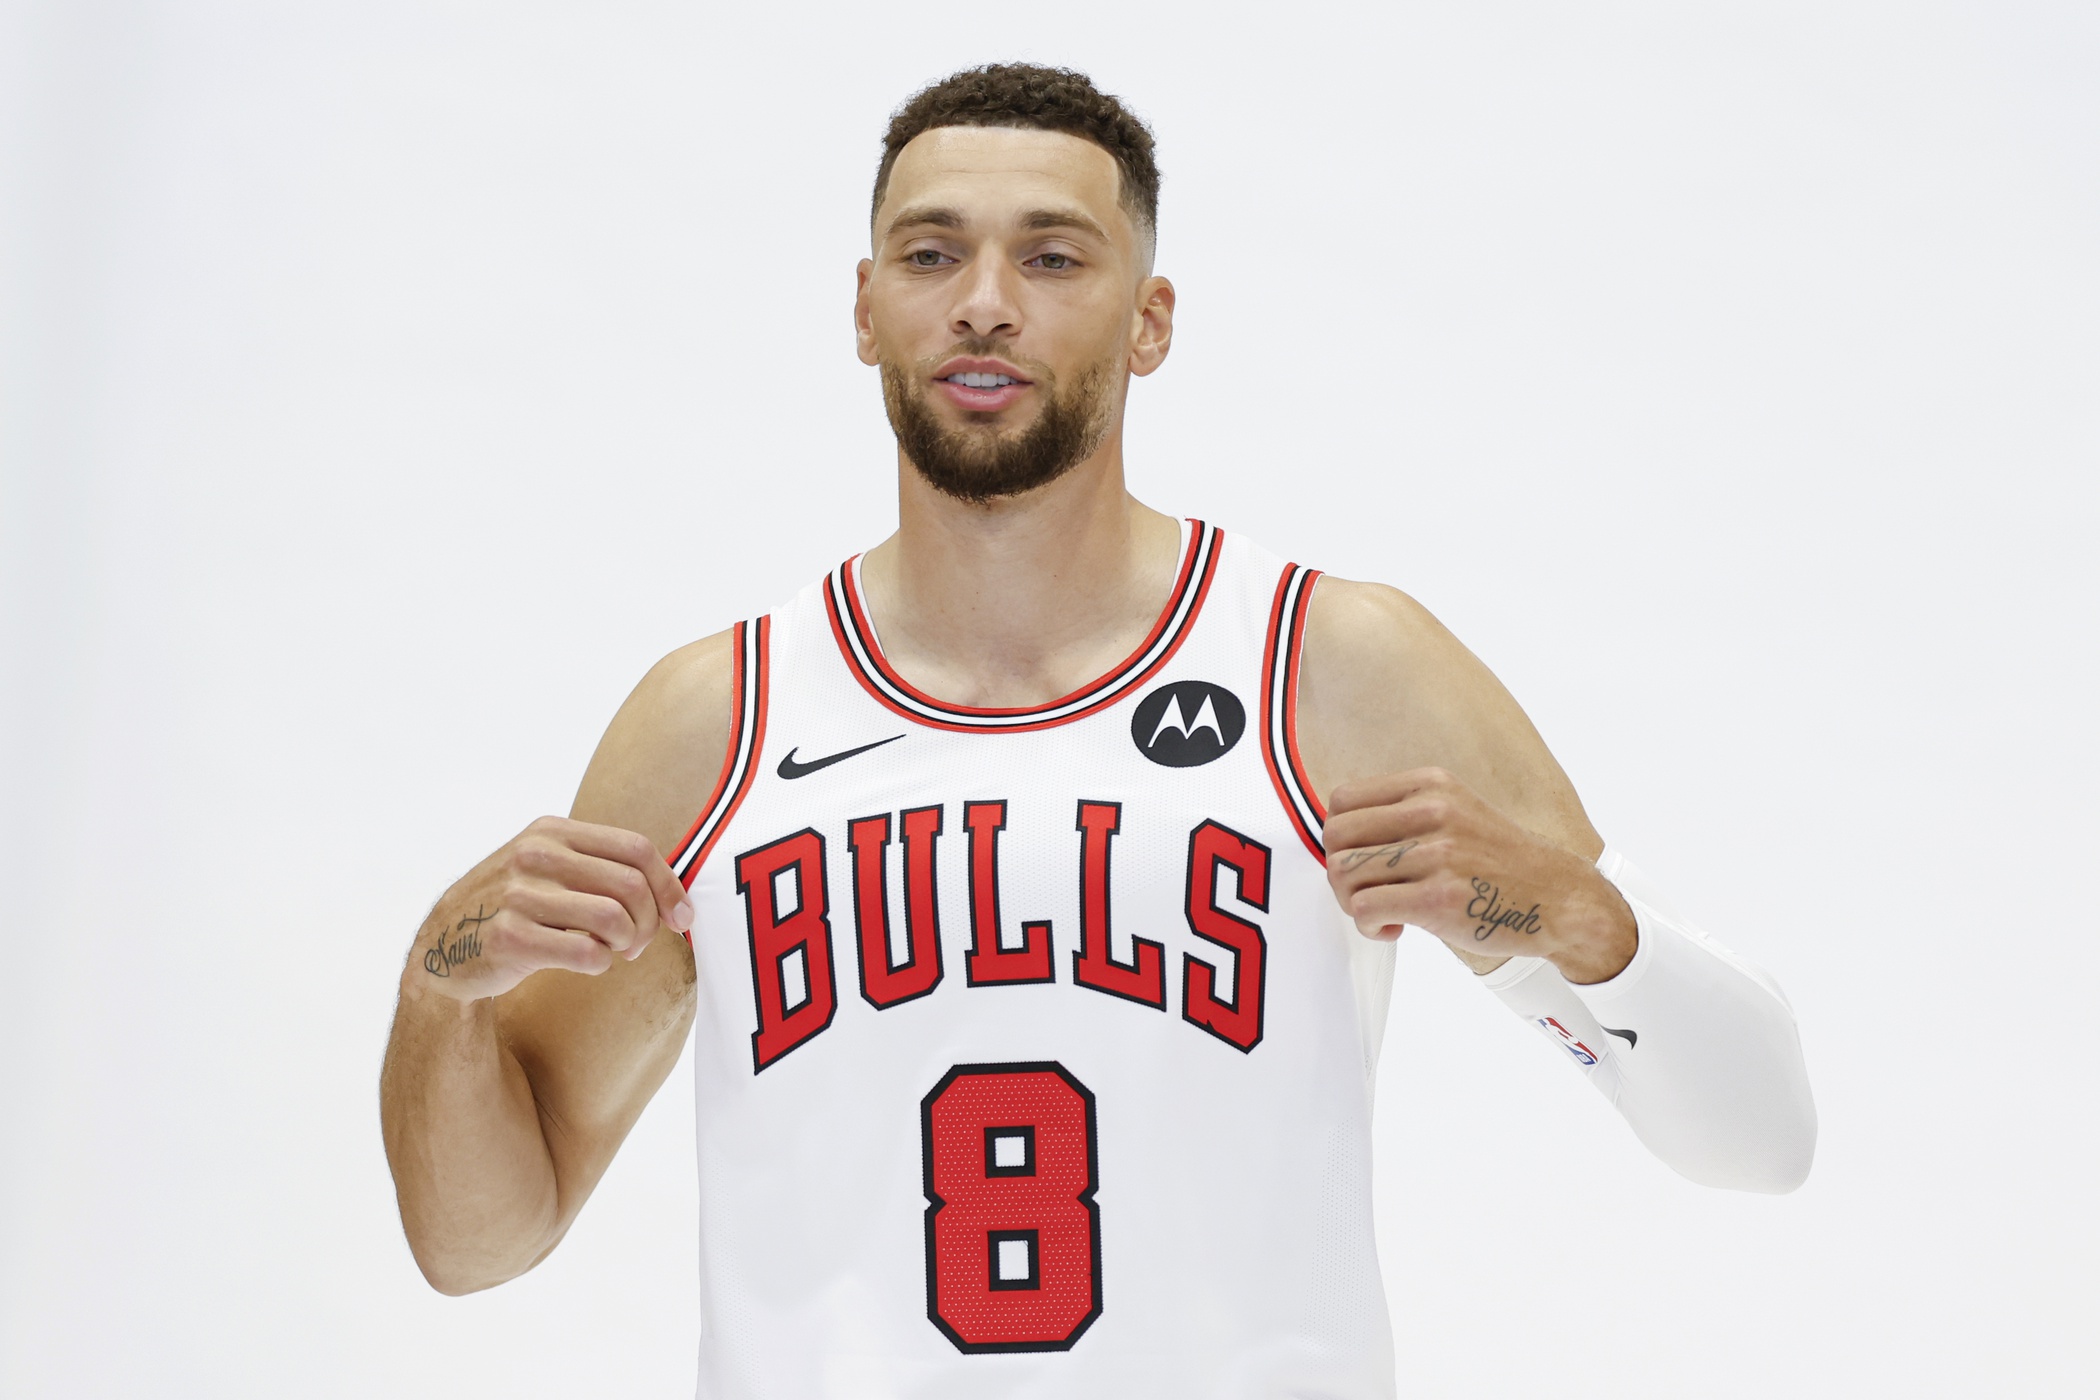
1323, 768, 1637, 984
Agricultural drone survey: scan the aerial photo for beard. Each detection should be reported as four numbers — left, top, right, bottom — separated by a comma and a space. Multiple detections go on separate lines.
881, 343, 1118, 505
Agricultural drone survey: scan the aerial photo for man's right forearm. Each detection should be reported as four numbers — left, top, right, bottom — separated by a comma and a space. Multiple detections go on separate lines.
380, 816, 697, 1291
380, 976, 561, 1294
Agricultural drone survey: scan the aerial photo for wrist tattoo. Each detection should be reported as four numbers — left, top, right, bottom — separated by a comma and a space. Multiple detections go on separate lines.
1338, 840, 1417, 872
425, 905, 493, 978
1465, 879, 1543, 942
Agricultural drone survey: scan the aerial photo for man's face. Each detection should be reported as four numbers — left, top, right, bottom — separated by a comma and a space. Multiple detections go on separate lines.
856, 126, 1170, 503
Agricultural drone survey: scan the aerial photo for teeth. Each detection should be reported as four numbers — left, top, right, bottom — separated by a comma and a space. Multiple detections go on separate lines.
951, 372, 1016, 389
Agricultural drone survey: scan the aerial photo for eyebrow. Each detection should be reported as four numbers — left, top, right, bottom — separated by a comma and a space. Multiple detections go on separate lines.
886, 205, 965, 234
884, 204, 1113, 244
1019, 207, 1111, 241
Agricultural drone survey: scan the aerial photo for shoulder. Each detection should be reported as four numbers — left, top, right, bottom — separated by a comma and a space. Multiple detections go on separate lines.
570, 628, 740, 860
1300, 575, 1454, 671
626, 629, 739, 738
1297, 576, 1488, 753
1295, 576, 1598, 847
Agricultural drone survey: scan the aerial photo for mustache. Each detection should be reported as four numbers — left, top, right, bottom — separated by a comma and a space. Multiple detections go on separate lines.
915, 340, 1053, 380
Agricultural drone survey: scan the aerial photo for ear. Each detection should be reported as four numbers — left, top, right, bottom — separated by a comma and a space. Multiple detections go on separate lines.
854, 259, 880, 367
1127, 276, 1175, 377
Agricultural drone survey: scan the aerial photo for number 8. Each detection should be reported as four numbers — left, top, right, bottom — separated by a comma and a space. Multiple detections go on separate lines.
921, 1062, 1102, 1352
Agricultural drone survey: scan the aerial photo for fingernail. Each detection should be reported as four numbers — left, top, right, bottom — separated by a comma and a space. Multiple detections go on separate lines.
672, 900, 694, 933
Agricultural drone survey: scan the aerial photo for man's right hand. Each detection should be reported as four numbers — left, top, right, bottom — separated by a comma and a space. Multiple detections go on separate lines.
409, 816, 695, 1003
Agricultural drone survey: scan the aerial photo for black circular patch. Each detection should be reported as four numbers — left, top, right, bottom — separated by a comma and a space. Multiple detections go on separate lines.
1130, 681, 1247, 768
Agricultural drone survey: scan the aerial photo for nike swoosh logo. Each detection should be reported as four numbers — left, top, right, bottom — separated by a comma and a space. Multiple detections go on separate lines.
1603, 1026, 1638, 1048
776, 734, 905, 780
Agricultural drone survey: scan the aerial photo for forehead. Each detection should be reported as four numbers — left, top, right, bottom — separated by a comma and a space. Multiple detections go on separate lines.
878, 126, 1130, 239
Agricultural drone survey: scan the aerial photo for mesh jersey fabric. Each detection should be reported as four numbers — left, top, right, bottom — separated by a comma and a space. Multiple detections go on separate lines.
672, 521, 1398, 1399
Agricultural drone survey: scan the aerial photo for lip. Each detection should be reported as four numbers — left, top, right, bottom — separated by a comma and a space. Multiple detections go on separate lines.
932, 356, 1034, 413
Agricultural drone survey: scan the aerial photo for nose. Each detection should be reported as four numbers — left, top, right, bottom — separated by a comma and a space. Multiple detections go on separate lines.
949, 253, 1022, 342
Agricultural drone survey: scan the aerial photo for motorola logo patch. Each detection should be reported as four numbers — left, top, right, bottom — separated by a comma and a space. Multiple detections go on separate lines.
1130, 681, 1246, 768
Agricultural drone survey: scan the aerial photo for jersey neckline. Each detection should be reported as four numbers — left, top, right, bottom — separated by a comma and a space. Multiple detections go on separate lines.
823, 519, 1222, 734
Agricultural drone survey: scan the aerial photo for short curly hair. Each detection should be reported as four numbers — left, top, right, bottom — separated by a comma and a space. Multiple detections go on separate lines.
872, 64, 1160, 256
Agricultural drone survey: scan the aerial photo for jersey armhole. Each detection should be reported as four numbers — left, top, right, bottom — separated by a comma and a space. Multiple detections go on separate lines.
1260, 565, 1326, 861
668, 615, 772, 927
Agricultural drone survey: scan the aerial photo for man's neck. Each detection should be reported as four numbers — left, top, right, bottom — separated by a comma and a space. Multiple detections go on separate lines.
858, 443, 1183, 709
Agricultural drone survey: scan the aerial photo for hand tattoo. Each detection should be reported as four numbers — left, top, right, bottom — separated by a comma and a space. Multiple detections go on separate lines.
1465, 880, 1543, 942
425, 906, 493, 977
1338, 840, 1418, 872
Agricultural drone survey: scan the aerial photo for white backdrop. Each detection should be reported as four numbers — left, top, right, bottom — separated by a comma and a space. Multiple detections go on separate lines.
3, 2, 2095, 1396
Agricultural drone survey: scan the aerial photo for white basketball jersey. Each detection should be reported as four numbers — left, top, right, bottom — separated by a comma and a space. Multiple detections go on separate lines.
672, 521, 1398, 1399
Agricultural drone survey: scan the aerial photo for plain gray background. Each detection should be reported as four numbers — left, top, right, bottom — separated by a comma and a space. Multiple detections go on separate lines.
3, 1, 2094, 1395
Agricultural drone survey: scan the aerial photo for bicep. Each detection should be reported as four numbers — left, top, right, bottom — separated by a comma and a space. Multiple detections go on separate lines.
1296, 578, 1603, 858
492, 630, 736, 1212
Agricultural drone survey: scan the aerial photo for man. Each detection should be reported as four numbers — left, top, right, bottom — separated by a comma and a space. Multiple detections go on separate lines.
381, 64, 1814, 1398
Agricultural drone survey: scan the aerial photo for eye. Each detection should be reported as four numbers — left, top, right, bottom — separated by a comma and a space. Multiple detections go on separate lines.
1031, 252, 1073, 271
908, 249, 952, 267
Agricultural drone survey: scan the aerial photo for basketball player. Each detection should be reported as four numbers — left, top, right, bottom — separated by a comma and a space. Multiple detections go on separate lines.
381, 65, 1815, 1398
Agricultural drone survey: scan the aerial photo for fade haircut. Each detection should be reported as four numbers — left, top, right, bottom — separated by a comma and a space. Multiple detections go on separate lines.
872, 64, 1161, 262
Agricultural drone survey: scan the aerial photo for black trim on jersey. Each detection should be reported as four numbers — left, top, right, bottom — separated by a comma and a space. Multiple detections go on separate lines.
846, 812, 893, 1010
829, 521, 1220, 732
1069, 800, 1167, 1010
1261, 565, 1327, 861
921, 1061, 1103, 1355
899, 804, 947, 994
962, 800, 1055, 986
734, 828, 838, 1074
986, 1230, 1042, 1291
671, 615, 770, 884
984, 1124, 1037, 1178
1180, 819, 1271, 1054
775, 944, 811, 1016
847, 808, 946, 1011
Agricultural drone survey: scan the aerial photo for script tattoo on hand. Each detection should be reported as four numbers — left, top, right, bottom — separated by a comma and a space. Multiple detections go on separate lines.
425, 906, 493, 978
1465, 879, 1543, 942
1338, 840, 1418, 872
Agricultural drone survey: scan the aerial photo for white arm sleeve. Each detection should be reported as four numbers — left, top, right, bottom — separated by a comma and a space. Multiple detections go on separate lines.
1480, 849, 1817, 1193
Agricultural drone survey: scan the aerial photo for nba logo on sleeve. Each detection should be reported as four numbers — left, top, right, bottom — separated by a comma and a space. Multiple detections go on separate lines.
1536, 1016, 1599, 1067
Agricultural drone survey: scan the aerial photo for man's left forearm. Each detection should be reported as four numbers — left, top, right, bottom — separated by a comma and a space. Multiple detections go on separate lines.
1483, 850, 1817, 1194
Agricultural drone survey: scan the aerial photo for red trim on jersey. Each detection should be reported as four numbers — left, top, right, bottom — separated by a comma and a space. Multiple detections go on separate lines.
703, 615, 770, 867
669, 623, 746, 891
1261, 567, 1327, 861
1282, 574, 1325, 826
671, 616, 772, 917
824, 521, 1221, 734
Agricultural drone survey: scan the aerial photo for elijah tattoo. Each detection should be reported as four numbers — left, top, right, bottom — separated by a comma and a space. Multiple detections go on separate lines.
1465, 879, 1544, 942
425, 906, 493, 978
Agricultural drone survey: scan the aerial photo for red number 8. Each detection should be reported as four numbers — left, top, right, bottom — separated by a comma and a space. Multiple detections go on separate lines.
921, 1062, 1102, 1352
